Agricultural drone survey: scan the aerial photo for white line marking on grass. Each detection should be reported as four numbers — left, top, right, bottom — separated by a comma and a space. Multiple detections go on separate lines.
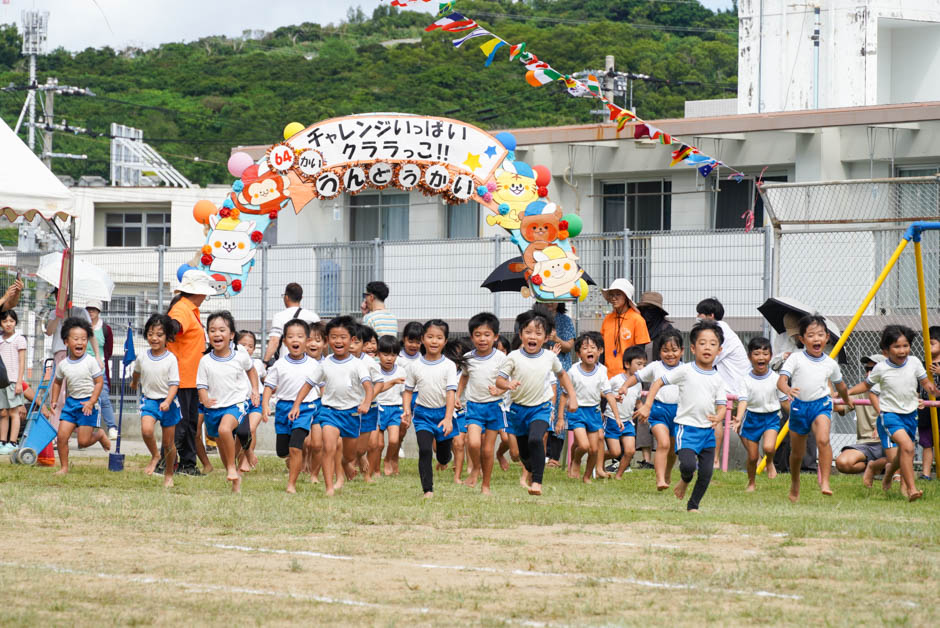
210, 543, 801, 601
598, 540, 680, 550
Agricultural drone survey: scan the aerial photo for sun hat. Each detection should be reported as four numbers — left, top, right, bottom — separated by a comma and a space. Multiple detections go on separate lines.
636, 291, 667, 316
84, 299, 104, 311
176, 269, 216, 296
601, 278, 635, 303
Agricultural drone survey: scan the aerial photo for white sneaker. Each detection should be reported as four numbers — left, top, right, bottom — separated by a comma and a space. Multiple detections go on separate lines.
108, 427, 119, 441
0, 443, 10, 454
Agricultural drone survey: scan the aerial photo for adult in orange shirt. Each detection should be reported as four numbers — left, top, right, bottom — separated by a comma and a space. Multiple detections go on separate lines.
600, 278, 650, 377
162, 270, 214, 476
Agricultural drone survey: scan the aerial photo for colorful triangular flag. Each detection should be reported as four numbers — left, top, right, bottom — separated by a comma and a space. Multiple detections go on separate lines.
479, 37, 507, 67
509, 42, 527, 62
697, 161, 716, 177
453, 27, 490, 48
425, 12, 477, 33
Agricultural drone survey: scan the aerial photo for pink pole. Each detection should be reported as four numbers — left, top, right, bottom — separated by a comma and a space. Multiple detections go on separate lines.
721, 404, 731, 472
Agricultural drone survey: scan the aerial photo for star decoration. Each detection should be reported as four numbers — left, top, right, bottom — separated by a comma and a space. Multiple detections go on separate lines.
463, 152, 482, 170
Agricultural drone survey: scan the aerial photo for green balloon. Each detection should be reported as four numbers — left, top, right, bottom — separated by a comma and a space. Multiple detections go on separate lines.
563, 213, 583, 238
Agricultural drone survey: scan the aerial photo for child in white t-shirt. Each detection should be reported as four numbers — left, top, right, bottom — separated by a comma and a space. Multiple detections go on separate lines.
235, 329, 266, 473
606, 345, 646, 479
376, 335, 407, 476
0, 310, 27, 454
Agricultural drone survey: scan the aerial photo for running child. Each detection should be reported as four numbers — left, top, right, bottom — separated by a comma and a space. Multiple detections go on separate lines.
264, 318, 322, 493
351, 324, 382, 482
493, 334, 517, 471
496, 310, 577, 496
361, 326, 389, 480
292, 316, 373, 496
605, 345, 646, 479
848, 325, 938, 502
778, 314, 853, 501
376, 335, 406, 476
618, 328, 684, 490
46, 317, 111, 474
444, 338, 470, 483
562, 332, 620, 482
635, 320, 726, 511
196, 311, 260, 493
396, 321, 423, 451
303, 321, 326, 480
733, 337, 789, 491
458, 312, 507, 494
130, 313, 180, 487
917, 326, 940, 479
0, 310, 26, 455
236, 329, 265, 472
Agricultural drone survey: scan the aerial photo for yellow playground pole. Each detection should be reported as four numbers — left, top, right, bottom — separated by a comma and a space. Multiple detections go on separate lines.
914, 239, 940, 474
757, 237, 911, 475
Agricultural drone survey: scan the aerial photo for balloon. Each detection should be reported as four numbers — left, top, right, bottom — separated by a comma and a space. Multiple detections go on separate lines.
176, 264, 193, 281
533, 165, 552, 187
241, 164, 259, 183
494, 131, 516, 151
192, 200, 218, 225
577, 279, 589, 302
227, 152, 254, 178
562, 213, 582, 238
283, 122, 305, 140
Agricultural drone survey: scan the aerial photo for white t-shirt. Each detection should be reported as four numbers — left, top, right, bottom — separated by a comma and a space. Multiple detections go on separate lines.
567, 362, 611, 408
713, 320, 749, 397
396, 350, 420, 373
405, 356, 458, 409
463, 349, 507, 403
196, 346, 254, 409
268, 306, 320, 339
779, 350, 843, 402
636, 360, 680, 405
497, 348, 564, 407
55, 353, 102, 399
376, 364, 406, 406
867, 357, 928, 415
265, 354, 322, 404
740, 369, 788, 413
662, 362, 727, 429
133, 350, 180, 400
252, 358, 267, 383
606, 373, 641, 424
359, 355, 383, 397
313, 354, 371, 410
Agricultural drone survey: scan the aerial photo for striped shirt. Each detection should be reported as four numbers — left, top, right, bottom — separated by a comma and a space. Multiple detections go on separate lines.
0, 332, 26, 382
363, 310, 398, 338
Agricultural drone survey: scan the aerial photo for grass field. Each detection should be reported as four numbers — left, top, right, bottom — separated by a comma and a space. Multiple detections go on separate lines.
1, 453, 938, 627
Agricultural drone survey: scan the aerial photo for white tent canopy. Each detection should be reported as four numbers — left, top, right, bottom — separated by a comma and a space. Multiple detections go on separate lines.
0, 117, 75, 221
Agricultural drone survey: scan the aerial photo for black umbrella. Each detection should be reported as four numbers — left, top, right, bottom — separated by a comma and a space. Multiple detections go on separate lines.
757, 296, 841, 341
481, 256, 596, 293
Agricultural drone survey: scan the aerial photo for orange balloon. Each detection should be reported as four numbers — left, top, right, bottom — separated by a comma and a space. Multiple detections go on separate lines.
192, 200, 218, 225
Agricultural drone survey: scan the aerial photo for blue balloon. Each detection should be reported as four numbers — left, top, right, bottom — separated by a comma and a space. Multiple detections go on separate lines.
176, 264, 193, 281
232, 180, 244, 193
222, 198, 235, 209
494, 131, 516, 151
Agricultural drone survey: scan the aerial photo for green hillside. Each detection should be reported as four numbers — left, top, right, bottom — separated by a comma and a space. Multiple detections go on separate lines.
0, 0, 737, 185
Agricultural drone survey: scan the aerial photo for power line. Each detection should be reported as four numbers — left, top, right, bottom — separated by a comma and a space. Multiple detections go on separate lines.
470, 11, 738, 35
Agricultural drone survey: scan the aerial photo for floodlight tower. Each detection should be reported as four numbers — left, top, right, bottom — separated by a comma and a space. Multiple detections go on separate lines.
18, 10, 49, 151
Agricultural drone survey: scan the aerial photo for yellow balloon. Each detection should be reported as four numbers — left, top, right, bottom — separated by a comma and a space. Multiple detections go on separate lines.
283, 122, 305, 140
578, 279, 589, 302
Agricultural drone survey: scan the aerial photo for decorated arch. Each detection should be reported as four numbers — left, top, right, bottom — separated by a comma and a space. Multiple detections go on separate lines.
187, 113, 588, 302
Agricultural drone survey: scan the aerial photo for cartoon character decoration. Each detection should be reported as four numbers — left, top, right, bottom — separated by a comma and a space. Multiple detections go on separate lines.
485, 159, 549, 231
206, 214, 258, 275
231, 166, 293, 216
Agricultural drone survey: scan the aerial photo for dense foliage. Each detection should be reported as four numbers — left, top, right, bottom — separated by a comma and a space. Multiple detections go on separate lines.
0, 1, 737, 185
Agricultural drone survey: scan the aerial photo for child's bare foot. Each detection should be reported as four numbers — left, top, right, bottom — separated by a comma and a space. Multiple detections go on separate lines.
528, 482, 542, 496
435, 462, 448, 471
238, 457, 251, 473
656, 480, 669, 491
900, 482, 910, 499
673, 480, 688, 500
248, 452, 259, 468
100, 433, 111, 451
745, 482, 756, 492
788, 486, 800, 502
908, 489, 924, 502
596, 469, 610, 479
546, 459, 560, 468
310, 474, 319, 484
820, 485, 833, 496
497, 455, 509, 471
226, 467, 239, 482
481, 485, 491, 495
567, 466, 580, 480
203, 463, 214, 474
863, 463, 876, 488
581, 475, 592, 484
882, 474, 894, 492
334, 474, 345, 491
453, 477, 463, 485
325, 487, 335, 497
687, 508, 700, 513
230, 476, 241, 493
286, 484, 297, 494
383, 460, 393, 476
423, 491, 433, 499
364, 473, 375, 484
767, 463, 777, 479
521, 470, 532, 488
392, 461, 400, 475
144, 457, 159, 475
465, 472, 478, 488
164, 476, 174, 488
54, 467, 68, 476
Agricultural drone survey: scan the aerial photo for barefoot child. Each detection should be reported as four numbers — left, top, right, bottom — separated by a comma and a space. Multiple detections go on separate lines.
458, 312, 507, 494
401, 320, 457, 498
47, 317, 111, 473
196, 311, 259, 493
130, 314, 180, 487
376, 335, 406, 476
618, 329, 684, 490
445, 338, 470, 483
292, 316, 373, 496
0, 310, 26, 455
496, 310, 577, 496
236, 330, 265, 472
733, 336, 790, 491
396, 321, 424, 450
605, 346, 646, 479
778, 314, 853, 501
265, 319, 322, 493
303, 322, 326, 480
351, 324, 383, 482
636, 320, 726, 512
562, 333, 620, 483
848, 325, 938, 502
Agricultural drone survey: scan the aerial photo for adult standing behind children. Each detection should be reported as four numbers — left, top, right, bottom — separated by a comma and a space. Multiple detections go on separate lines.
263, 282, 320, 364
600, 279, 650, 378
361, 281, 398, 338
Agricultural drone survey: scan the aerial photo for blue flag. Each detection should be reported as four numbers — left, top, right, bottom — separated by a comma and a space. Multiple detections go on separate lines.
122, 326, 137, 367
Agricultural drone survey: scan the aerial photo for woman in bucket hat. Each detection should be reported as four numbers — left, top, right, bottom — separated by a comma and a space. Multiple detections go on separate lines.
600, 279, 650, 378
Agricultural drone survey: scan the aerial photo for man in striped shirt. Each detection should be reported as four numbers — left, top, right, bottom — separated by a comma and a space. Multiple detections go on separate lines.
362, 281, 398, 338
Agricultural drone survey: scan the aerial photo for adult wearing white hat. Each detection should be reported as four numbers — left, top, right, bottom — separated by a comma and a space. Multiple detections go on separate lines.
162, 270, 214, 476
600, 278, 650, 378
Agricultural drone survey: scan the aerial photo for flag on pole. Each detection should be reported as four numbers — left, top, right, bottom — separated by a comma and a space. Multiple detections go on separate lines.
479, 37, 507, 67
122, 326, 137, 367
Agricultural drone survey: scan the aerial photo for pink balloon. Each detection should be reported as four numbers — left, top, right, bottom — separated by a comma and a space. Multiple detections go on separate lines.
227, 152, 254, 178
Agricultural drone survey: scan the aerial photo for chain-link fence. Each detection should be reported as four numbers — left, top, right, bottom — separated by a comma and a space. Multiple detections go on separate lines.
760, 176, 940, 451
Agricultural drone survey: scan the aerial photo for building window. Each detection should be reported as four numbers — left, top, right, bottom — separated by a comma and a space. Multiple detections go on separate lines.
447, 202, 479, 238
350, 192, 409, 241
105, 212, 171, 247
713, 176, 786, 229
601, 180, 671, 232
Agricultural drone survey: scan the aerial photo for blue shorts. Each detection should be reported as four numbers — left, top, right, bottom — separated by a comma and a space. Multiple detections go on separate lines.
567, 406, 603, 432
378, 405, 403, 430
605, 417, 636, 439
649, 400, 678, 435
311, 399, 322, 424
740, 410, 780, 442
413, 405, 455, 442
203, 402, 248, 439
789, 397, 832, 436
274, 399, 318, 435
140, 397, 181, 428
246, 400, 262, 416
60, 396, 99, 428
881, 411, 918, 446
675, 423, 716, 454
465, 401, 505, 432
359, 405, 379, 434
320, 406, 360, 439
507, 402, 552, 437
453, 410, 468, 434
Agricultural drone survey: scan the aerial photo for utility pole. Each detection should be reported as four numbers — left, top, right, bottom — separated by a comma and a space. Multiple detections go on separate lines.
42, 78, 54, 168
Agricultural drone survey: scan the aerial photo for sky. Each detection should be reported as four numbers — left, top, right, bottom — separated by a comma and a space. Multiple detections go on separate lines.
0, 0, 735, 52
